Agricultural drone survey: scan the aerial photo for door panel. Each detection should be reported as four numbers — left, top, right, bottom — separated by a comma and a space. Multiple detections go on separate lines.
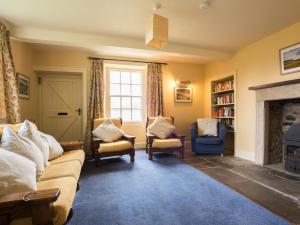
41, 76, 83, 141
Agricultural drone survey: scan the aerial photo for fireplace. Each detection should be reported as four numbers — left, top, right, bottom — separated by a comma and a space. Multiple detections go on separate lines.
283, 124, 300, 174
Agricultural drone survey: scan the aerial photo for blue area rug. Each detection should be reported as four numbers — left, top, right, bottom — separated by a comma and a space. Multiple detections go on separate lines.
68, 152, 289, 225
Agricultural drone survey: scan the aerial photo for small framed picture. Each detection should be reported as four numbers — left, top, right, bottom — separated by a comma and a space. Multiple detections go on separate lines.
280, 42, 300, 75
17, 73, 30, 99
174, 87, 192, 103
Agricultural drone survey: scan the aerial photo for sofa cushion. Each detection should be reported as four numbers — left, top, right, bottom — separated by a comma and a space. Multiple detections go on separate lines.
195, 137, 222, 145
18, 120, 50, 167
0, 127, 44, 180
99, 140, 132, 153
39, 177, 77, 225
94, 118, 122, 129
9, 177, 77, 225
49, 150, 85, 166
41, 160, 81, 181
0, 148, 37, 196
152, 138, 182, 149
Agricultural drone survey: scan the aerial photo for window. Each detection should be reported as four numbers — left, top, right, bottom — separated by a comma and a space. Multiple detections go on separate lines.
106, 68, 145, 122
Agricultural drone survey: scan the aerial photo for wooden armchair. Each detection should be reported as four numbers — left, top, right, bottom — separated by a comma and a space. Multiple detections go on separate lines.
92, 118, 136, 166
146, 116, 185, 160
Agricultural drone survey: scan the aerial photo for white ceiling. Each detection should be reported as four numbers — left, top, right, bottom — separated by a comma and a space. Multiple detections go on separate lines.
1, 0, 300, 63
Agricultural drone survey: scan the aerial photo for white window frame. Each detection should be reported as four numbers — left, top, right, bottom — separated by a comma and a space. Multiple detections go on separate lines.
104, 63, 147, 123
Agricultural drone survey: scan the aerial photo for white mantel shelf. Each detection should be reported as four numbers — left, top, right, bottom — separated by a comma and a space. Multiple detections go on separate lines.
249, 78, 300, 91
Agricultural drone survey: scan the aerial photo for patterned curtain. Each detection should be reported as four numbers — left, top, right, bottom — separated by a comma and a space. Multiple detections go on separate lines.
83, 59, 104, 154
146, 63, 163, 117
0, 23, 21, 123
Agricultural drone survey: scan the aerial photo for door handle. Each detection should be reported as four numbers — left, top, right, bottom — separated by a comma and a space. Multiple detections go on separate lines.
75, 108, 81, 116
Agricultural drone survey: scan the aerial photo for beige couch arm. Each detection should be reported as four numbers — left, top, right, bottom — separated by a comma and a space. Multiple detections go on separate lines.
0, 188, 60, 225
60, 141, 83, 151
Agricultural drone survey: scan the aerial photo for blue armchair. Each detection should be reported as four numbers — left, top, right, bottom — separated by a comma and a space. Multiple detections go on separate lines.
190, 122, 227, 155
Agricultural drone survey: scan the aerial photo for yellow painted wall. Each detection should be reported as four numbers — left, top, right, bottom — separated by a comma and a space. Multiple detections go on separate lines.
11, 40, 38, 122
204, 21, 300, 161
33, 49, 205, 146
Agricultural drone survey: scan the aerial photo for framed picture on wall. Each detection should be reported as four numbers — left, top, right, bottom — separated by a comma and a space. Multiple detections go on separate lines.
174, 87, 192, 103
17, 73, 30, 99
280, 42, 300, 75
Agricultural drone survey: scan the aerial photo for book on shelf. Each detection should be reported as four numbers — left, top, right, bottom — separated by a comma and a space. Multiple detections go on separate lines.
213, 80, 234, 93
213, 93, 234, 105
212, 107, 234, 118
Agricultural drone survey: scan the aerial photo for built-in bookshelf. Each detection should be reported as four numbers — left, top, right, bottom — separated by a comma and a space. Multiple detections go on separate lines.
211, 75, 235, 132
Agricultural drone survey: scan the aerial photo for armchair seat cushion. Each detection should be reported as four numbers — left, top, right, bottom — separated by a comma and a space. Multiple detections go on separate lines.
49, 150, 85, 166
99, 140, 132, 153
195, 136, 222, 145
41, 160, 81, 181
152, 138, 182, 149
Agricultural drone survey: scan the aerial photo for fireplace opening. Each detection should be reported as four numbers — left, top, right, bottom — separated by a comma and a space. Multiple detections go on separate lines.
266, 98, 300, 174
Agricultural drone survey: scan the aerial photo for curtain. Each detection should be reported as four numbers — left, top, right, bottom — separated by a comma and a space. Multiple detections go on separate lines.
83, 59, 104, 154
146, 63, 163, 117
0, 22, 21, 123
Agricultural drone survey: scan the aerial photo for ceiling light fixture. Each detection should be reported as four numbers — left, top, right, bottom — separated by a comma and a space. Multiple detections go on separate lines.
199, 0, 210, 10
145, 3, 168, 49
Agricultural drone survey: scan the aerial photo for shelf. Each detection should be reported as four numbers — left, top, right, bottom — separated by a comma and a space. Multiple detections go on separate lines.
214, 117, 234, 119
212, 103, 234, 107
212, 89, 234, 94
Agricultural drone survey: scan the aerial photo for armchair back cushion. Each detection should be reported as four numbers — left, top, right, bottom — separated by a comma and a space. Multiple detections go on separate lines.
92, 119, 124, 142
197, 118, 218, 136
147, 116, 174, 126
147, 116, 175, 139
93, 118, 122, 129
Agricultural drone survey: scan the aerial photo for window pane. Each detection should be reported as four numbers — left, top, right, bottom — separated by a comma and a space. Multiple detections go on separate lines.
122, 110, 131, 121
110, 84, 120, 95
121, 84, 131, 96
131, 72, 141, 84
132, 97, 141, 109
131, 85, 141, 96
122, 97, 131, 108
110, 97, 120, 108
111, 109, 120, 118
121, 72, 131, 84
110, 71, 120, 83
132, 110, 142, 121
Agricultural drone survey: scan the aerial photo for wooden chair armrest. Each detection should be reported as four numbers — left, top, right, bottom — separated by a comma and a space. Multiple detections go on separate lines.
0, 188, 60, 225
122, 134, 136, 145
60, 141, 83, 151
92, 137, 104, 150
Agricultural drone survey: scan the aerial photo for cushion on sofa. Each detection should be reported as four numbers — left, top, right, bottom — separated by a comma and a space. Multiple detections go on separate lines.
0, 149, 37, 196
98, 140, 132, 153
39, 131, 63, 160
195, 137, 222, 145
0, 127, 44, 180
152, 138, 182, 149
49, 150, 85, 166
41, 160, 81, 181
19, 120, 50, 167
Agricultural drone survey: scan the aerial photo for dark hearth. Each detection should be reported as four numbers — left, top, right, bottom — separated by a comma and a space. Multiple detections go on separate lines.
283, 123, 300, 174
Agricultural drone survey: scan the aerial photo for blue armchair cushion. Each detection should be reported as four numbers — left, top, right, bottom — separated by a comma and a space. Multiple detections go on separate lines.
195, 136, 222, 145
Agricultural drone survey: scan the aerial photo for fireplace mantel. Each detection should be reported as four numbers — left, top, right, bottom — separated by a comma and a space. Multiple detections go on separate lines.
249, 78, 300, 90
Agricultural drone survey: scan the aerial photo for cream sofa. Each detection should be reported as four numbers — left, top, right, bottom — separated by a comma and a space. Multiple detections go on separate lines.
0, 123, 85, 225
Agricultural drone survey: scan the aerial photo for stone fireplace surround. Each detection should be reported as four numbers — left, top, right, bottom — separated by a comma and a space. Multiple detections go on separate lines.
249, 79, 300, 165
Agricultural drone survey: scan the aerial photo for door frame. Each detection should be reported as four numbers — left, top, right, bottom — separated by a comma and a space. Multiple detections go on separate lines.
34, 66, 87, 139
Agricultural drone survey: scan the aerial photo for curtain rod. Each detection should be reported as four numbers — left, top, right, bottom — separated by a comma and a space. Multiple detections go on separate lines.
87, 57, 168, 65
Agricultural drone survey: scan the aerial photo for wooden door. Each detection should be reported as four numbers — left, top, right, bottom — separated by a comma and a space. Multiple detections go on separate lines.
40, 76, 83, 141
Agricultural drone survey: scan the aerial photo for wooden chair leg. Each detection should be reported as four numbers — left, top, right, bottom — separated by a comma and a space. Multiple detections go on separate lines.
130, 150, 135, 162
94, 152, 100, 167
148, 150, 153, 160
